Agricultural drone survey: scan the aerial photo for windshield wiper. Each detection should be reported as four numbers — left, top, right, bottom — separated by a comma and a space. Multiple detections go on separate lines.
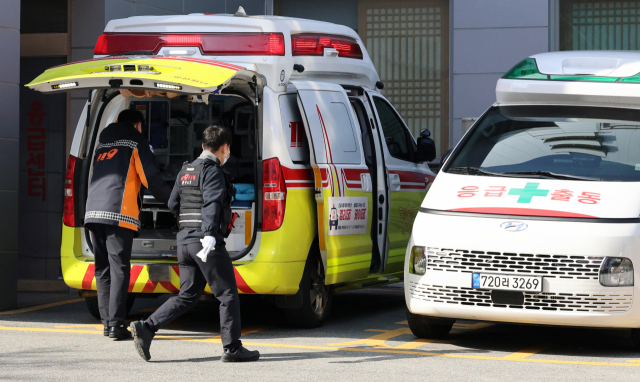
447, 167, 512, 177
501, 171, 600, 181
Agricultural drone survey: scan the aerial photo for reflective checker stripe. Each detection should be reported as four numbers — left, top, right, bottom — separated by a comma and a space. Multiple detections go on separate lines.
85, 210, 141, 228
96, 140, 138, 151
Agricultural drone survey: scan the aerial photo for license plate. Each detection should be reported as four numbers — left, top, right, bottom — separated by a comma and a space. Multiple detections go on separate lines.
472, 273, 542, 293
148, 265, 171, 282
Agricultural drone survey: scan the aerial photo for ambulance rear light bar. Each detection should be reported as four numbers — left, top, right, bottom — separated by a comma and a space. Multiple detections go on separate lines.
291, 33, 363, 59
52, 82, 79, 90
504, 58, 640, 83
155, 83, 182, 90
94, 33, 285, 56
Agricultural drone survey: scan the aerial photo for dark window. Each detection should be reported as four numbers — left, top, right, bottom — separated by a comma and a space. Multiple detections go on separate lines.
21, 0, 67, 34
446, 105, 640, 182
560, 1, 640, 51
373, 97, 416, 162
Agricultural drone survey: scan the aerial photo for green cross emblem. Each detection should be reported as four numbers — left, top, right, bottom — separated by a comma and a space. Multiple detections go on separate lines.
508, 182, 549, 203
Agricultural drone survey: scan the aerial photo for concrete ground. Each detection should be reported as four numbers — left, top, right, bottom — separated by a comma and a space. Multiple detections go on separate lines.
1, 284, 640, 382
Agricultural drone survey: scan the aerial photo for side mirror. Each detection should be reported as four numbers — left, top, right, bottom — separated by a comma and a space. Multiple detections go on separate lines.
415, 129, 436, 163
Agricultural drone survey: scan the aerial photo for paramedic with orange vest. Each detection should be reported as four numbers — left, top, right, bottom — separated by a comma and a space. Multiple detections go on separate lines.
84, 109, 172, 340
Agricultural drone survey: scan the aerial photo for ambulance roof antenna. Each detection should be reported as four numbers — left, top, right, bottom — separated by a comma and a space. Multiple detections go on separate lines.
235, 6, 248, 17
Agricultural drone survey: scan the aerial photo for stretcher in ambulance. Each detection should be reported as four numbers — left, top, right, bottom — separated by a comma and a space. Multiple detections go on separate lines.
26, 12, 437, 327
406, 51, 640, 349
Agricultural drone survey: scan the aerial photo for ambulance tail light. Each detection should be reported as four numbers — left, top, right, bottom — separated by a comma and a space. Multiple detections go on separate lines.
262, 158, 287, 231
291, 33, 363, 59
63, 155, 77, 227
94, 33, 285, 56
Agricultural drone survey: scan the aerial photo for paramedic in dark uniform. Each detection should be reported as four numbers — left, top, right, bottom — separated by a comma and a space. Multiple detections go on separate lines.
85, 109, 172, 340
130, 126, 259, 363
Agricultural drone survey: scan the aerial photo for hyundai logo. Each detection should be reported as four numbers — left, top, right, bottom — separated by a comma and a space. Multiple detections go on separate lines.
500, 221, 528, 232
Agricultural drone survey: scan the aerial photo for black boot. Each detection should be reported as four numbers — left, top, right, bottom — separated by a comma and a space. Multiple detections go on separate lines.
109, 325, 132, 340
130, 320, 154, 361
221, 346, 260, 362
103, 326, 109, 336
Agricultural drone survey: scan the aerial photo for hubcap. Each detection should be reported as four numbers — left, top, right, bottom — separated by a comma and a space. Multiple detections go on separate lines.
309, 259, 328, 315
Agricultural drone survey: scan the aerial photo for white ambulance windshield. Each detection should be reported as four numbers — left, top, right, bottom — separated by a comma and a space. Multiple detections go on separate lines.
446, 106, 640, 182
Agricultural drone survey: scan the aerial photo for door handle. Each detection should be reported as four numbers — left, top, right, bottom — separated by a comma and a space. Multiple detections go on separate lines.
141, 241, 154, 248
361, 173, 372, 192
388, 174, 401, 192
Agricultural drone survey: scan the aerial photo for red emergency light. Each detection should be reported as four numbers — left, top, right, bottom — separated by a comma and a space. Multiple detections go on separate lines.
94, 32, 285, 56
291, 33, 363, 59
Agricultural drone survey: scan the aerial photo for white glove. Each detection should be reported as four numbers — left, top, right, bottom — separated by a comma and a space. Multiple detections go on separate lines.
196, 236, 216, 262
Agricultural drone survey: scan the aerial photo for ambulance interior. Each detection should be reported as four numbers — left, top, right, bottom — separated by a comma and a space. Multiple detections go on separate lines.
87, 91, 258, 260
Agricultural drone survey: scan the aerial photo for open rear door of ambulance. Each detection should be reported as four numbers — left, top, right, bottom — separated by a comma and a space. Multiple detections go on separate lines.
294, 81, 387, 284
25, 55, 259, 261
25, 56, 253, 95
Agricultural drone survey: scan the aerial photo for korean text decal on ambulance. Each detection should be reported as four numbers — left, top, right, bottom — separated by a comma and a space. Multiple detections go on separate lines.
427, 105, 640, 219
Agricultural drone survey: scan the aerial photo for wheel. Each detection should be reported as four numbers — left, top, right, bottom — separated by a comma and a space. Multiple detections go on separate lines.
632, 329, 640, 350
406, 308, 455, 339
84, 294, 137, 320
285, 256, 332, 328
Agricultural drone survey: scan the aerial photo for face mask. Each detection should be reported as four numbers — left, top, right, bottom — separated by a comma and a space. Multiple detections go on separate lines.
223, 146, 230, 165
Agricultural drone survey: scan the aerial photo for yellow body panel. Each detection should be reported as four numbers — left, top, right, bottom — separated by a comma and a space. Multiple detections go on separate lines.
385, 190, 426, 273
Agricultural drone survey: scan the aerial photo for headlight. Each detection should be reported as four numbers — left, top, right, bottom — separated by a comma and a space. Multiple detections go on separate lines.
599, 257, 634, 287
410, 246, 426, 275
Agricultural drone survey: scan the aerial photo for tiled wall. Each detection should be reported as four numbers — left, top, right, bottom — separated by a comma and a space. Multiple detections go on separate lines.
0, 0, 20, 309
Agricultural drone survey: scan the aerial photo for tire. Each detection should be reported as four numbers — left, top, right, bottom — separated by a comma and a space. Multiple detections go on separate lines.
632, 329, 640, 350
406, 308, 455, 339
285, 256, 332, 328
84, 294, 137, 320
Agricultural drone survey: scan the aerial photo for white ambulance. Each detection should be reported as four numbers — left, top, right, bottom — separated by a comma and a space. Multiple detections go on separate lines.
406, 51, 640, 348
26, 11, 437, 327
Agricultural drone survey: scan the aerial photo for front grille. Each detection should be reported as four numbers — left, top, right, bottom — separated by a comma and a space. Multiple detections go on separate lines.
426, 248, 603, 280
409, 281, 633, 313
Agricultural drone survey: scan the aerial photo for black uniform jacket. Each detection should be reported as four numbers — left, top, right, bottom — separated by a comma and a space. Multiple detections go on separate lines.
85, 122, 172, 233
168, 155, 228, 246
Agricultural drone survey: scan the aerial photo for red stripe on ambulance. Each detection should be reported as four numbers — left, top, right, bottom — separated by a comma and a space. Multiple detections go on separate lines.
82, 264, 95, 290
234, 268, 255, 294
128, 264, 144, 292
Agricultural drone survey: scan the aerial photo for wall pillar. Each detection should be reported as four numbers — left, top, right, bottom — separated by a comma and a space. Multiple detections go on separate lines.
0, 0, 21, 310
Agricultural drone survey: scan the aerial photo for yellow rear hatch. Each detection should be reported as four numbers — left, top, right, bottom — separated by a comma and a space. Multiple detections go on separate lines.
26, 56, 246, 94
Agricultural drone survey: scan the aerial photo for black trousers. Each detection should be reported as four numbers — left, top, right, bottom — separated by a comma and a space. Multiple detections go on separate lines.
89, 224, 134, 327
145, 243, 242, 351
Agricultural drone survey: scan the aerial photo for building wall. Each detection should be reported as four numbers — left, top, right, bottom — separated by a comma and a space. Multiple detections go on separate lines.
0, 0, 21, 310
449, 0, 551, 146
275, 0, 358, 31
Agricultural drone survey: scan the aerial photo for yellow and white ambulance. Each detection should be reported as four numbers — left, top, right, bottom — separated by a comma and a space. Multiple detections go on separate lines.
406, 51, 640, 348
27, 12, 437, 327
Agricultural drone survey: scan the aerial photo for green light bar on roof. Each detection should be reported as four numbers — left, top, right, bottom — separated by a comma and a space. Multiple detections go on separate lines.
503, 58, 547, 80
503, 58, 640, 83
